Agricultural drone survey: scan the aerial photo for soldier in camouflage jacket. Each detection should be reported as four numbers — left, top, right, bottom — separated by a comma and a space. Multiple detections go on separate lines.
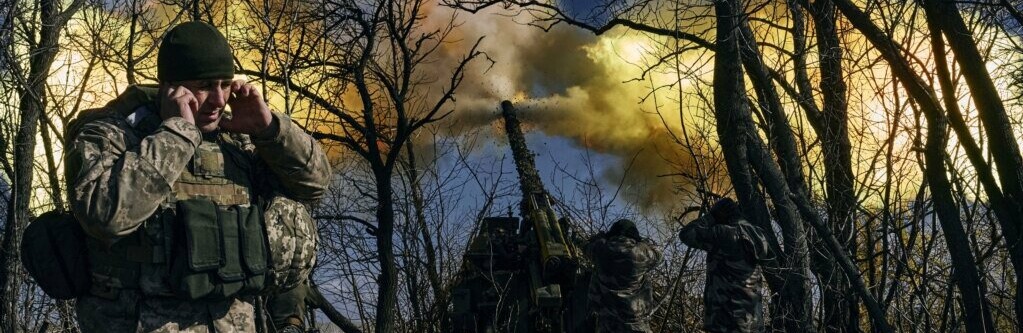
679, 198, 769, 333
585, 219, 662, 333
65, 22, 330, 332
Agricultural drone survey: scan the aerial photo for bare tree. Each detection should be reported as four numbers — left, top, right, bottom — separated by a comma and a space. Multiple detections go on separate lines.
770, 2, 860, 329
833, 0, 1023, 328
0, 1, 85, 332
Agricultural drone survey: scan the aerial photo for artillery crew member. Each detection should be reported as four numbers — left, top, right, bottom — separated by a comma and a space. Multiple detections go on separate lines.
585, 219, 662, 333
679, 198, 769, 333
65, 21, 330, 332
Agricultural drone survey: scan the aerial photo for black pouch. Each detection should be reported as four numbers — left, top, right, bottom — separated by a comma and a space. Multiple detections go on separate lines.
238, 205, 268, 294
170, 199, 268, 299
169, 198, 221, 299
214, 206, 244, 297
20, 211, 91, 300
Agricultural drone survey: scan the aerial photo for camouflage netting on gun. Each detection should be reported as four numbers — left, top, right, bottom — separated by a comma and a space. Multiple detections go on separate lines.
264, 195, 318, 291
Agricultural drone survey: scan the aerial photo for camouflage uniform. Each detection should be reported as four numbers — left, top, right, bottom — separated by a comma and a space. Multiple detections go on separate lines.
679, 214, 768, 333
585, 233, 662, 333
65, 85, 331, 332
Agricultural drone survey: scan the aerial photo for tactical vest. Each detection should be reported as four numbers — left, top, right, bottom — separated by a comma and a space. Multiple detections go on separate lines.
85, 106, 268, 300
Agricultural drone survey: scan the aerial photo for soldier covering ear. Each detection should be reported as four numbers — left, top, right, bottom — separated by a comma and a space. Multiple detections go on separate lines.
679, 198, 769, 333
67, 20, 330, 333
585, 219, 662, 333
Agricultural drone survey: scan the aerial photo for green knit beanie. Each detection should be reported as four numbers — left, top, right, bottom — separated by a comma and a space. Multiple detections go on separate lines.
158, 21, 235, 82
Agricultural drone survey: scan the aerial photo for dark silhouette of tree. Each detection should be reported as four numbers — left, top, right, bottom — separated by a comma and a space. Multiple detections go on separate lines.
0, 1, 85, 332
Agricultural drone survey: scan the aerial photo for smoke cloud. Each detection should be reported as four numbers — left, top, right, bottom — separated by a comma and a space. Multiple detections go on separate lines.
417, 4, 717, 213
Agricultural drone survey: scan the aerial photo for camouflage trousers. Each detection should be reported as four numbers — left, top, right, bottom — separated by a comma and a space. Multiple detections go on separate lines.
76, 290, 256, 333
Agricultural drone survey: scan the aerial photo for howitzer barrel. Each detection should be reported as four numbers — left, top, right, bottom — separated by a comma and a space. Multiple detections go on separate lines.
501, 101, 577, 283
501, 100, 545, 202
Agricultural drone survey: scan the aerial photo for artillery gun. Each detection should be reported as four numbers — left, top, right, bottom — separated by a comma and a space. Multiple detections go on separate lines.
447, 101, 592, 333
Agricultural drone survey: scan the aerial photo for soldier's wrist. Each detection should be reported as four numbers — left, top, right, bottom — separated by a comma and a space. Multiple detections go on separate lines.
252, 115, 280, 139
251, 112, 285, 141
161, 117, 202, 149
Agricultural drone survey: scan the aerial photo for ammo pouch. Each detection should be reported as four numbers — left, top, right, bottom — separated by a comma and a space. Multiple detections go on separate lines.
169, 198, 268, 300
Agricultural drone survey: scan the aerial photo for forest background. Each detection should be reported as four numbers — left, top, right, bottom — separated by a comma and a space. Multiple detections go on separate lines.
2, 0, 1023, 332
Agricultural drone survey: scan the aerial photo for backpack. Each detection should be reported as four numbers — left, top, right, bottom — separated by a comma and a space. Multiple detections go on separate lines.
20, 211, 90, 299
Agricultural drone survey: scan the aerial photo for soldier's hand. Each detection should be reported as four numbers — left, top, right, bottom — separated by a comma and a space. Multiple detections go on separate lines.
160, 84, 198, 125
220, 80, 273, 135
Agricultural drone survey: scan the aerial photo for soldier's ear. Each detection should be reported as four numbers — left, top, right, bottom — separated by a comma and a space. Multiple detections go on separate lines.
157, 82, 179, 102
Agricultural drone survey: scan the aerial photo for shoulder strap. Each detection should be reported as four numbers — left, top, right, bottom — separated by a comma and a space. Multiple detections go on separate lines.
65, 85, 160, 146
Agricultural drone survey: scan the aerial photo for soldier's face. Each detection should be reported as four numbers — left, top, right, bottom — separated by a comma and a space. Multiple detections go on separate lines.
176, 79, 233, 132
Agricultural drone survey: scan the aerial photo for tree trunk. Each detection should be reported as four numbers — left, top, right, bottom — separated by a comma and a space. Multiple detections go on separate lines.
191, 0, 201, 21
713, 2, 812, 331
308, 284, 365, 333
39, 116, 64, 212
923, 17, 997, 332
922, 1, 1023, 324
374, 168, 399, 333
126, 0, 139, 85
403, 140, 445, 332
918, 94, 996, 333
803, 1, 859, 330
